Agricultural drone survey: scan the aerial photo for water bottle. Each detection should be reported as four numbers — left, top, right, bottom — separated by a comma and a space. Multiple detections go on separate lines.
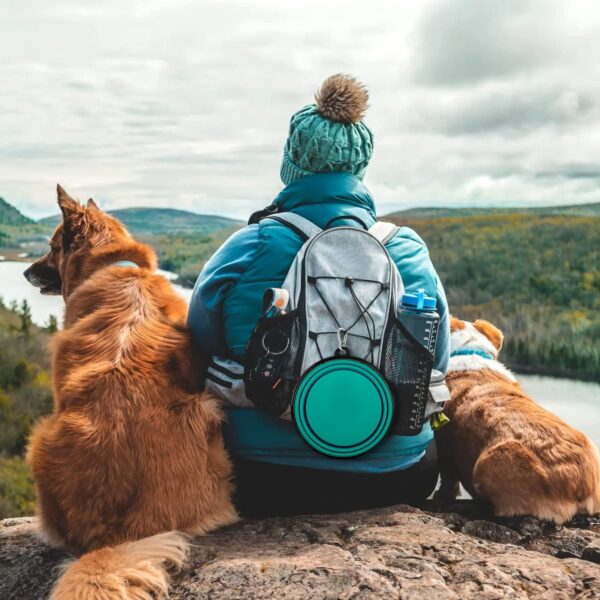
398, 289, 439, 354
394, 289, 439, 434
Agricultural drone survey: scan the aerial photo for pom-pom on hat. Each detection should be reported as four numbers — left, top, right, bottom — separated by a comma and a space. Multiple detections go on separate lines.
280, 74, 374, 185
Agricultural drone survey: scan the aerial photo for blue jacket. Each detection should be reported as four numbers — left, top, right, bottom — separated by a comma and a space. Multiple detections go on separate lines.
188, 172, 450, 473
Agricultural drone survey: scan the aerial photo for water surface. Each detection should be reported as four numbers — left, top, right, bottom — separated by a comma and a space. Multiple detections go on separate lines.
0, 260, 192, 326
519, 374, 599, 448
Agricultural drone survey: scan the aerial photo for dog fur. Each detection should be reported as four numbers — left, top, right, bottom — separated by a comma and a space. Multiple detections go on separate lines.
24, 186, 237, 599
436, 316, 600, 523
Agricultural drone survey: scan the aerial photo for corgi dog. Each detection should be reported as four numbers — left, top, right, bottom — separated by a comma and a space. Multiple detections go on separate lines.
24, 186, 237, 599
436, 316, 600, 524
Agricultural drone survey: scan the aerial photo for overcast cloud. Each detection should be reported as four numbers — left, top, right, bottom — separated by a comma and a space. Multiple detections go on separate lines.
1, 0, 600, 218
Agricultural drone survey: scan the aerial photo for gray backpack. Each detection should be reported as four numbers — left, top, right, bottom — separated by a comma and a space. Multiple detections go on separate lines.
275, 213, 402, 367
244, 213, 438, 457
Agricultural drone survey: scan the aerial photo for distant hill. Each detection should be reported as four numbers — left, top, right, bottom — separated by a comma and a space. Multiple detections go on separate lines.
0, 198, 33, 226
385, 202, 600, 220
385, 211, 600, 381
0, 199, 47, 253
40, 207, 243, 236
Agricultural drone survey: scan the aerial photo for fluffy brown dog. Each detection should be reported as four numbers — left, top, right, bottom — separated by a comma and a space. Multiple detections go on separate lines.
24, 186, 237, 599
436, 316, 600, 524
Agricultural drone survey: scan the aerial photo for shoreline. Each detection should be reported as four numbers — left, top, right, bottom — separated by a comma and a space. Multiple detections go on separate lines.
0, 253, 35, 262
510, 363, 600, 385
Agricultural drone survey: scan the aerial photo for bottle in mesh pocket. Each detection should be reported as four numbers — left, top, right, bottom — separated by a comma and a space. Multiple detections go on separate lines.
383, 290, 439, 435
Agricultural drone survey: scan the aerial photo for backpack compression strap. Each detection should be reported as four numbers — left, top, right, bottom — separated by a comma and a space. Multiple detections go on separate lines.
264, 212, 322, 242
368, 221, 399, 246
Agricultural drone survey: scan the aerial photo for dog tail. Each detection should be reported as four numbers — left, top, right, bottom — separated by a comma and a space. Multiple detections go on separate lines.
51, 531, 189, 600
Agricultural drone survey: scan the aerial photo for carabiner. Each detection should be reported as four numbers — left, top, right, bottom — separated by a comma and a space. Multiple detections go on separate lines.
337, 327, 348, 352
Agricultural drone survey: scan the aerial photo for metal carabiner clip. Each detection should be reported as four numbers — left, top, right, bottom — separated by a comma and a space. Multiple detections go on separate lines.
336, 327, 350, 357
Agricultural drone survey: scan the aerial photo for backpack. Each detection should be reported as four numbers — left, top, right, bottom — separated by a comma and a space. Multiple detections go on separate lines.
244, 213, 436, 457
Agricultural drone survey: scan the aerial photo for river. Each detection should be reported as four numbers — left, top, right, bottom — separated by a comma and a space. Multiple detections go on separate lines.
1, 260, 598, 447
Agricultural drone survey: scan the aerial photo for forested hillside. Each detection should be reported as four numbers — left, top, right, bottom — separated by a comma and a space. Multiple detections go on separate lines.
0, 301, 53, 518
391, 213, 600, 381
0, 198, 33, 226
0, 198, 48, 254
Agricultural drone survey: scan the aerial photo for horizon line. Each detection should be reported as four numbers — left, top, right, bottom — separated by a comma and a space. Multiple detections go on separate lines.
2, 195, 600, 223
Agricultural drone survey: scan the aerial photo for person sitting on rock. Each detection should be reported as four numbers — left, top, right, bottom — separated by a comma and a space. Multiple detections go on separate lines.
188, 74, 450, 517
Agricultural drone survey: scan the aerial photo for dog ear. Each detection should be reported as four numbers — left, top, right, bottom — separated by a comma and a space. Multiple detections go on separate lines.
57, 185, 96, 251
57, 185, 83, 250
87, 198, 99, 210
474, 319, 504, 350
57, 184, 82, 219
450, 315, 465, 332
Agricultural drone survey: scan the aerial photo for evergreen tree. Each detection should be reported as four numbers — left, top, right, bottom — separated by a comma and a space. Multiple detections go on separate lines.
46, 315, 58, 334
19, 300, 32, 338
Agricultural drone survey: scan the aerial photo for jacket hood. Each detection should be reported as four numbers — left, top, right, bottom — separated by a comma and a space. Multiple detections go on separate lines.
273, 172, 376, 228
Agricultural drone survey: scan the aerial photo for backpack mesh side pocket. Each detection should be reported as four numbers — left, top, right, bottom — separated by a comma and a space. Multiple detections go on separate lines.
382, 318, 434, 435
244, 309, 305, 416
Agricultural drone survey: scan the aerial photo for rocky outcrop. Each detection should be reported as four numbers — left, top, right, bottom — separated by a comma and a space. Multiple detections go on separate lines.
2, 502, 600, 599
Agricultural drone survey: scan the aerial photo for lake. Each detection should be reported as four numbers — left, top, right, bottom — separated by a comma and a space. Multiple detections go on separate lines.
0, 260, 192, 326
1, 260, 598, 447
518, 375, 600, 448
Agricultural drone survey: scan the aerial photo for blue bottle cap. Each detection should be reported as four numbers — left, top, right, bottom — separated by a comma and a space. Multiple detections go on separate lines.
401, 289, 437, 311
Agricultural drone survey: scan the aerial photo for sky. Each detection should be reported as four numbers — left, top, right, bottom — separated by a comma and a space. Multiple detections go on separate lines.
1, 0, 600, 219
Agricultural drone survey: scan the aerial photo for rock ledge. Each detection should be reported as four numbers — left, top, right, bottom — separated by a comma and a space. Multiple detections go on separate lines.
2, 503, 600, 599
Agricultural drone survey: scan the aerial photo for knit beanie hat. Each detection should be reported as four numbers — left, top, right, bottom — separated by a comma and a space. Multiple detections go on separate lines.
280, 74, 374, 185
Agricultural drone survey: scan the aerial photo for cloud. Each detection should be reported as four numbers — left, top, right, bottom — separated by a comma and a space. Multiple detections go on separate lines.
411, 0, 564, 87
1, 0, 600, 219
400, 82, 596, 136
536, 163, 600, 181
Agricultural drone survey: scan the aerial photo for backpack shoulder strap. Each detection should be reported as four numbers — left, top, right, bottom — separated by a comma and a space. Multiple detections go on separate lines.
369, 221, 399, 246
264, 212, 322, 242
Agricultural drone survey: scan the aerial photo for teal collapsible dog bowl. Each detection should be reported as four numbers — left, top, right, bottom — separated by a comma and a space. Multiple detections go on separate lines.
292, 358, 394, 458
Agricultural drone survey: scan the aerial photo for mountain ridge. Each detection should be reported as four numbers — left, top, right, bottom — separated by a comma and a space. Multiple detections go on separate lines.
0, 198, 34, 226
3, 196, 600, 229
385, 202, 600, 220
39, 206, 243, 236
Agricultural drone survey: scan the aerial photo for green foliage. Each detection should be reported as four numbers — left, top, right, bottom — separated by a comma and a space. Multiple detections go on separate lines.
0, 456, 36, 519
0, 391, 29, 456
144, 227, 238, 288
391, 214, 600, 381
0, 303, 53, 517
46, 314, 58, 334
18, 300, 32, 337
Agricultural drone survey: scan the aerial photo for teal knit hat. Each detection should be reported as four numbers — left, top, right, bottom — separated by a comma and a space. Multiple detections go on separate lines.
280, 74, 374, 185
